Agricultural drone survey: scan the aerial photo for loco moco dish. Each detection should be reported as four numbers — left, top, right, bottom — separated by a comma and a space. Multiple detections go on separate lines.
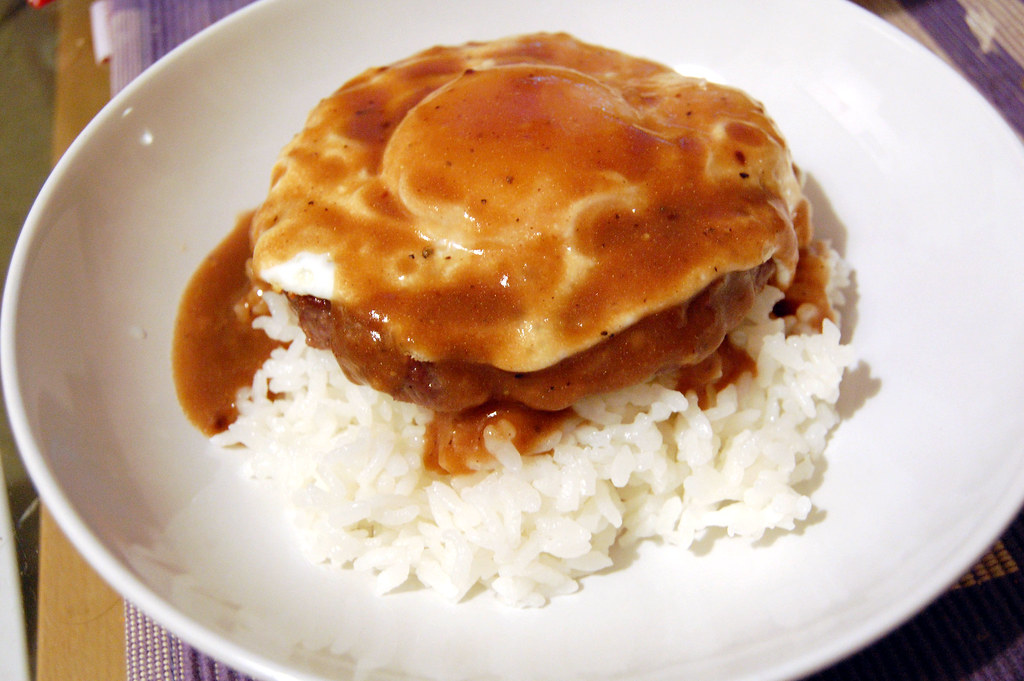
174, 33, 852, 606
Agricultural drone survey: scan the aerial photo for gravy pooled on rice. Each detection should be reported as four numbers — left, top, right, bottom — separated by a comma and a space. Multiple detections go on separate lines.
176, 32, 827, 470
173, 33, 852, 605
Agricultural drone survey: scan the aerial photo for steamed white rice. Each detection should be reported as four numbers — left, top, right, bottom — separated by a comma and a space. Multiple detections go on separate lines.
213, 247, 854, 607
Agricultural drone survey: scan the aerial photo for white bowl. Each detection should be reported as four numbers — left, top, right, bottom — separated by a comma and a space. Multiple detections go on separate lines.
5, 1, 1024, 680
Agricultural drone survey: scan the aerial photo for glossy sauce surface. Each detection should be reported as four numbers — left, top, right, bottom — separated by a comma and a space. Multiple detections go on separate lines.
173, 214, 280, 435
673, 338, 758, 410
173, 222, 834, 472
251, 33, 804, 373
774, 240, 837, 333
174, 33, 833, 475
424, 402, 572, 475
290, 262, 772, 412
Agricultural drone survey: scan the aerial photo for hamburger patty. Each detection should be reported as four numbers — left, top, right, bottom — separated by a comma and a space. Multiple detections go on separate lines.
249, 33, 808, 412
290, 262, 773, 412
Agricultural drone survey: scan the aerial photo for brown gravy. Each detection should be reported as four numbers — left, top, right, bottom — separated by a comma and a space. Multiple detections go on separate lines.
424, 402, 572, 475
773, 241, 836, 333
173, 215, 835, 468
672, 242, 837, 408
290, 261, 772, 413
172, 34, 836, 473
172, 213, 281, 436
251, 33, 802, 377
673, 338, 757, 409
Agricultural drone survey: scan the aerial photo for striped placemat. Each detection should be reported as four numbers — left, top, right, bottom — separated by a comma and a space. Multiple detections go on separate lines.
102, 1, 1024, 679
105, 0, 253, 93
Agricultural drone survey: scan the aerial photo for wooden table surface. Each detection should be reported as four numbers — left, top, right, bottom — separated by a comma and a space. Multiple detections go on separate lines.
35, 1, 125, 680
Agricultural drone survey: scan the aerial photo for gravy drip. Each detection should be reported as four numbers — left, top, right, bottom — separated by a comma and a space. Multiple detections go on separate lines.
773, 240, 837, 334
173, 218, 835, 472
673, 338, 757, 410
673, 238, 837, 409
425, 402, 572, 475
173, 33, 834, 474
172, 213, 281, 436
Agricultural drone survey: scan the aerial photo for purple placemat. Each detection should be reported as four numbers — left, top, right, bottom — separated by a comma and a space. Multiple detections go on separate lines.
126, 600, 253, 681
107, 0, 253, 94
102, 1, 1024, 679
900, 0, 1024, 136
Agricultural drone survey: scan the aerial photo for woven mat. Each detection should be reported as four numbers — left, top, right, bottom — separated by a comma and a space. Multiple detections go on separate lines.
102, 1, 1024, 679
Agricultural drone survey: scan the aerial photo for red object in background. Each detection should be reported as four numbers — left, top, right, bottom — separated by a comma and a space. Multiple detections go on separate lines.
27, 0, 56, 7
